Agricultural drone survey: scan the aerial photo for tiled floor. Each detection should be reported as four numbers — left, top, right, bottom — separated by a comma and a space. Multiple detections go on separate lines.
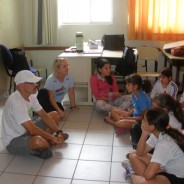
0, 90, 133, 184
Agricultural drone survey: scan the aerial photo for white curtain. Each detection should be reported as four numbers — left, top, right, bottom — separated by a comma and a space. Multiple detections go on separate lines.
42, 0, 58, 45
22, 0, 38, 45
23, 0, 58, 46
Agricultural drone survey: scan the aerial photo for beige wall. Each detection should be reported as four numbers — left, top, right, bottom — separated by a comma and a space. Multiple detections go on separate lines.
0, 0, 23, 95
0, 0, 23, 48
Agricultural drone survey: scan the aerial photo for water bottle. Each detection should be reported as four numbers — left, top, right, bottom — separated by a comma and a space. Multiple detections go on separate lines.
122, 46, 128, 58
76, 32, 83, 53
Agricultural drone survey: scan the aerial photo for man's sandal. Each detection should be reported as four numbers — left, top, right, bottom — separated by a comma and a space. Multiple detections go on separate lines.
56, 130, 69, 141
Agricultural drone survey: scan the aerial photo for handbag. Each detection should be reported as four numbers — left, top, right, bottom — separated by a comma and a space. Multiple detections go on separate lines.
171, 46, 184, 57
102, 34, 125, 51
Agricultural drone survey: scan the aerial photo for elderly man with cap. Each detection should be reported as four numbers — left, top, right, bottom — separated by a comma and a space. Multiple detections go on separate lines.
1, 70, 68, 159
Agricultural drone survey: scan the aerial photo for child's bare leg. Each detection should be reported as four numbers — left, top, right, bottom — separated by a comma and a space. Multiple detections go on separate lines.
115, 119, 137, 129
131, 174, 170, 184
129, 151, 152, 176
104, 108, 126, 125
129, 151, 170, 184
111, 108, 127, 121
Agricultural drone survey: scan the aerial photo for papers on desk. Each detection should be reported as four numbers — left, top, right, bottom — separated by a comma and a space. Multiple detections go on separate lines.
88, 39, 98, 49
64, 46, 76, 53
63, 44, 124, 58
101, 50, 123, 58
163, 40, 184, 49
83, 46, 103, 54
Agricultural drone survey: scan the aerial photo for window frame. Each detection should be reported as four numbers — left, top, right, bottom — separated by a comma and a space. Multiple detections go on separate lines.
58, 0, 113, 25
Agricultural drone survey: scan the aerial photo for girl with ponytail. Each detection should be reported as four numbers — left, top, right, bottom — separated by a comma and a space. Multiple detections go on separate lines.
152, 93, 184, 130
123, 107, 184, 184
104, 74, 152, 134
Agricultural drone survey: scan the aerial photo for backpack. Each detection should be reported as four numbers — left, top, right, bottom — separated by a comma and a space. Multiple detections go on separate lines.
9, 48, 30, 76
0, 44, 14, 70
115, 47, 136, 76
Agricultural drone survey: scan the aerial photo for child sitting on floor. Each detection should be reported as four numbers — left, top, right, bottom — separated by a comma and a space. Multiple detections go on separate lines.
150, 67, 178, 99
104, 74, 152, 135
122, 107, 184, 184
90, 58, 132, 113
130, 93, 184, 149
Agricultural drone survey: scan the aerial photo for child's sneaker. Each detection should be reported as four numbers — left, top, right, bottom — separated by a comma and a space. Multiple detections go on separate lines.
121, 160, 135, 180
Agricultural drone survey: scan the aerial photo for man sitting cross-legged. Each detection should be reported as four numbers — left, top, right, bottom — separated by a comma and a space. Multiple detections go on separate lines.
1, 70, 68, 159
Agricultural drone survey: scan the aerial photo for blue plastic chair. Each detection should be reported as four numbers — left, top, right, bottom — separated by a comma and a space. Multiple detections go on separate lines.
0, 45, 47, 94
0, 44, 15, 94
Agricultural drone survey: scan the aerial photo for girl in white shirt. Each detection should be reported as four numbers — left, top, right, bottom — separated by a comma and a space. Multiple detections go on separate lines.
130, 93, 184, 149
150, 67, 178, 99
127, 107, 184, 184
152, 93, 184, 130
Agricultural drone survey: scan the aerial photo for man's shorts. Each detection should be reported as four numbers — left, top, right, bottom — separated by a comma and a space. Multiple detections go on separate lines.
6, 118, 46, 156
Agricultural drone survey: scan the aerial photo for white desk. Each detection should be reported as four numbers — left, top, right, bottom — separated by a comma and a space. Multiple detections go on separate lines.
58, 47, 123, 105
102, 50, 123, 58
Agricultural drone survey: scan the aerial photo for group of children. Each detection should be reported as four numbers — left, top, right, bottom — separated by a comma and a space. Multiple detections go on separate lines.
2, 55, 184, 183
90, 58, 184, 184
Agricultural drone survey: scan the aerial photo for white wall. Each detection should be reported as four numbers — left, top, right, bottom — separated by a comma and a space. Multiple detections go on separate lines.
0, 0, 23, 48
0, 0, 23, 95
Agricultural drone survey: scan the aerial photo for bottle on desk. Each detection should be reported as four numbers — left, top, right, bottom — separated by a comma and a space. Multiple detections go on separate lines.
122, 46, 128, 58
76, 32, 83, 53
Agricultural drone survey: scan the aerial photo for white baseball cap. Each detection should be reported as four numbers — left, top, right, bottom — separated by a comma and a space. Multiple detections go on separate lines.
14, 70, 42, 85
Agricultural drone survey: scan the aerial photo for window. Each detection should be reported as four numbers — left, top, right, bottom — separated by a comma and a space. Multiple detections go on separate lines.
58, 0, 112, 25
128, 0, 184, 41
